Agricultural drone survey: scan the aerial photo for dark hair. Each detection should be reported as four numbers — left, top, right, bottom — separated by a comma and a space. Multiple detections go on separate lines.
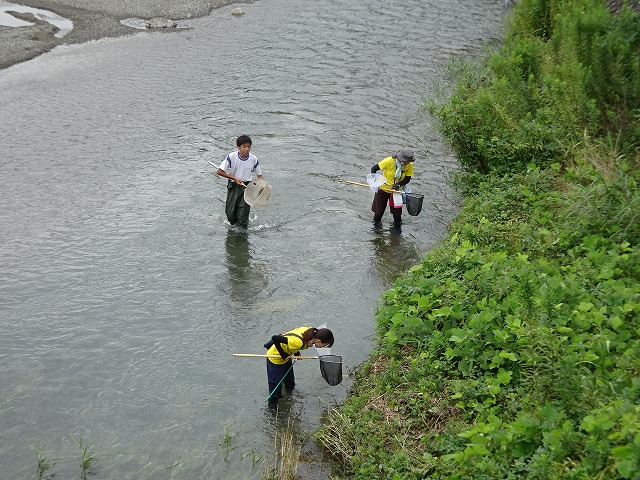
236, 134, 252, 147
315, 328, 334, 347
302, 327, 334, 347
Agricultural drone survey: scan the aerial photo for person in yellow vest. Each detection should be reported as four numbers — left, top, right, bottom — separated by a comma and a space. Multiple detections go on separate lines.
263, 326, 334, 406
370, 148, 415, 226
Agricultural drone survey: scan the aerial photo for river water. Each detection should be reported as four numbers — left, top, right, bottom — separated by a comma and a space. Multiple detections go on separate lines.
0, 0, 504, 478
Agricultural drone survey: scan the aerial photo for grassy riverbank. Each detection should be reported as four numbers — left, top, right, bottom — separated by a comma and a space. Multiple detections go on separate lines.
319, 0, 640, 478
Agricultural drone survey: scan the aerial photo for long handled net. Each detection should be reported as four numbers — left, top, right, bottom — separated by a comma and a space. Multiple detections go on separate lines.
319, 355, 343, 386
233, 353, 343, 391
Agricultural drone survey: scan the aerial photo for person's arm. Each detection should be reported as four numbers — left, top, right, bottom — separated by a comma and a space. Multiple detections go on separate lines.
370, 164, 381, 174
270, 335, 290, 360
216, 167, 245, 186
392, 176, 411, 190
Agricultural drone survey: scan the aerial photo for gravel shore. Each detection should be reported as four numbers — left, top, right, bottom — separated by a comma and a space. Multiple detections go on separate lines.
0, 0, 245, 70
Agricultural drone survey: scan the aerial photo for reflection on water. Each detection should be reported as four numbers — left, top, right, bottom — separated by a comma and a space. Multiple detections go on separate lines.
225, 229, 267, 306
371, 226, 421, 285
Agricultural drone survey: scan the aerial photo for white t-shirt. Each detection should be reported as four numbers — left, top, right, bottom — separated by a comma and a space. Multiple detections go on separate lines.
221, 151, 262, 182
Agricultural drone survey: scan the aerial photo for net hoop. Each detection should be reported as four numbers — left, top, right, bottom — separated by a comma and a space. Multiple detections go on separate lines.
244, 179, 272, 207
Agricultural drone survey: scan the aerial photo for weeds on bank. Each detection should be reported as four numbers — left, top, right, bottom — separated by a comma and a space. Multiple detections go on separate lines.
319, 0, 640, 478
428, 0, 640, 175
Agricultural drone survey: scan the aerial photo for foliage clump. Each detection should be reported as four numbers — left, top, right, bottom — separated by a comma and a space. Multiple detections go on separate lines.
431, 0, 640, 175
318, 1, 640, 479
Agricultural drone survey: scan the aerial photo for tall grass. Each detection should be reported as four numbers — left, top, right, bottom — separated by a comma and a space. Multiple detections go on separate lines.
430, 0, 640, 174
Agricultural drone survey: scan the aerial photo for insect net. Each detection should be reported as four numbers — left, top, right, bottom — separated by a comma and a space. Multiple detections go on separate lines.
405, 193, 424, 216
319, 355, 343, 386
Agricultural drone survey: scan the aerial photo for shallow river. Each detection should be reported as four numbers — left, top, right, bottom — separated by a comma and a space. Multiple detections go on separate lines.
0, 0, 505, 478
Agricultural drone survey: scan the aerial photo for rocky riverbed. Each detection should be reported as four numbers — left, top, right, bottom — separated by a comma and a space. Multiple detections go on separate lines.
0, 0, 245, 69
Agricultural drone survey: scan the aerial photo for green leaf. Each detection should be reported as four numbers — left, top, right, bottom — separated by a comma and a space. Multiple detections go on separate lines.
488, 384, 501, 395
499, 350, 518, 361
457, 428, 478, 439
417, 296, 431, 308
440, 452, 462, 463
578, 302, 594, 312
542, 429, 563, 451
496, 369, 513, 385
616, 459, 636, 478
610, 316, 624, 330
449, 328, 467, 343
611, 444, 635, 461
434, 305, 452, 317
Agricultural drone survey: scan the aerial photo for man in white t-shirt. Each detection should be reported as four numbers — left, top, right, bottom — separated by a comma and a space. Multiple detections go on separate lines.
216, 135, 264, 228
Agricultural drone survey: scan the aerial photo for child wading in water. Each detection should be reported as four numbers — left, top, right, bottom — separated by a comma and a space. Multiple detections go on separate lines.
216, 135, 264, 228
263, 326, 334, 406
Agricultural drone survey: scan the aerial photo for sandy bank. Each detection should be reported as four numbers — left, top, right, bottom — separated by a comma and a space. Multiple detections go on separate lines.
0, 0, 247, 70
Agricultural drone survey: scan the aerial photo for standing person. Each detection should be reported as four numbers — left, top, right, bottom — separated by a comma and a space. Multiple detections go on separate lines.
370, 148, 415, 226
216, 135, 264, 228
263, 326, 334, 406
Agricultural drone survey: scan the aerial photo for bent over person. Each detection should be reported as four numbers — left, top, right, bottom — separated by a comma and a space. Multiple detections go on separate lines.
264, 326, 334, 406
370, 148, 415, 226
216, 135, 263, 228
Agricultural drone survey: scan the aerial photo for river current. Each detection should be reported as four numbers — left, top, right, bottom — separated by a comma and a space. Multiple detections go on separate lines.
0, 0, 505, 478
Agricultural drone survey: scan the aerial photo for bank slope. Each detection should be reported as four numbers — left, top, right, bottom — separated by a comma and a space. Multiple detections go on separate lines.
319, 1, 640, 479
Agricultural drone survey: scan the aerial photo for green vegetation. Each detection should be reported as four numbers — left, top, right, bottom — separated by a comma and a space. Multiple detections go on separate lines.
435, 0, 640, 175
218, 419, 238, 461
318, 1, 640, 478
34, 443, 56, 480
78, 434, 97, 479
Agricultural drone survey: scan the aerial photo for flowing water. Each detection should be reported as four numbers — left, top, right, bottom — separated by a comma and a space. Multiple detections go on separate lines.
0, 0, 505, 478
